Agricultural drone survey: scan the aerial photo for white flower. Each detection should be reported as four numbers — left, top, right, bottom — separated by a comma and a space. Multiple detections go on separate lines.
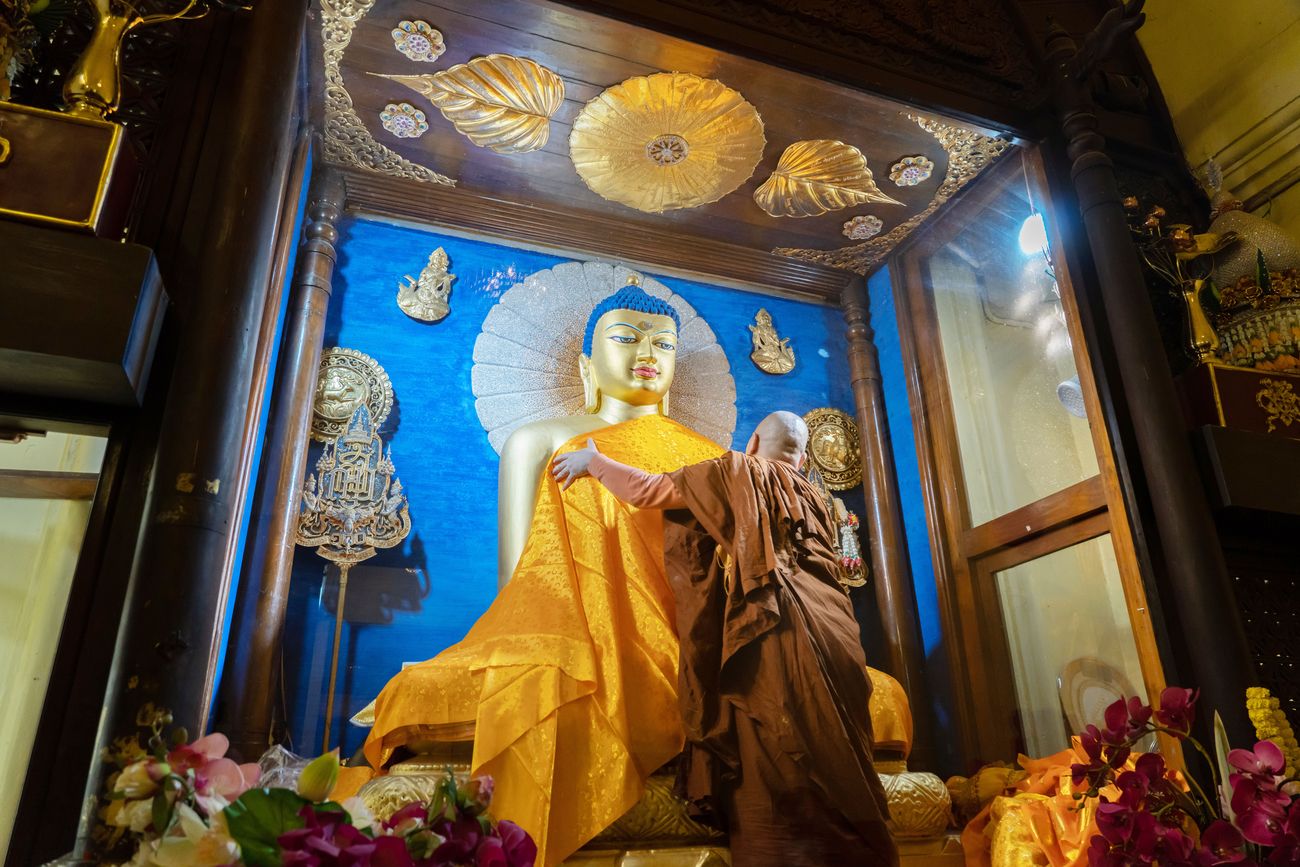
149, 806, 240, 867
341, 796, 376, 832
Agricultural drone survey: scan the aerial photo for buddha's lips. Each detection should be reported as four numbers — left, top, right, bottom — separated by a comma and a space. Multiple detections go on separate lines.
632, 365, 659, 379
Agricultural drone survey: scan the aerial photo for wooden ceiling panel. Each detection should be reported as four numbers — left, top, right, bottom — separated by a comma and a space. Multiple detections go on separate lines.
331, 0, 1009, 266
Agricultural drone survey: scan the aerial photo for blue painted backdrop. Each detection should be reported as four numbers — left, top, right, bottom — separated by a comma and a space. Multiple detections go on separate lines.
867, 266, 956, 771
282, 217, 912, 756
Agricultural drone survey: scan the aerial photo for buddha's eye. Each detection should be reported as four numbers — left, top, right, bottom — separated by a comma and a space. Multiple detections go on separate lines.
608, 334, 637, 344
654, 340, 676, 351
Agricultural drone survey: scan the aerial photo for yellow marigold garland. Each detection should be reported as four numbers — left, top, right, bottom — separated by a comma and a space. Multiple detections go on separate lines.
1247, 686, 1300, 778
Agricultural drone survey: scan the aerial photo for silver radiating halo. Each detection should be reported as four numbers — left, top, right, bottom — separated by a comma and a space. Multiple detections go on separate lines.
471, 261, 737, 453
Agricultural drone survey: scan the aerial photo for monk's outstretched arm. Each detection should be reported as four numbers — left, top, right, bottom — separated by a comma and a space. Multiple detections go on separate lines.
549, 438, 687, 509
588, 454, 686, 509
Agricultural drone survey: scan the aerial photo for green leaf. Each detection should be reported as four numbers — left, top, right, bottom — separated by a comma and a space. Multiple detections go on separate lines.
1257, 249, 1272, 294
152, 792, 172, 834
224, 788, 312, 867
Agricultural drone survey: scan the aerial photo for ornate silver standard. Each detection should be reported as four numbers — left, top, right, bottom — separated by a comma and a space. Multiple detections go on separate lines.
297, 403, 411, 752
312, 347, 394, 441
397, 247, 455, 322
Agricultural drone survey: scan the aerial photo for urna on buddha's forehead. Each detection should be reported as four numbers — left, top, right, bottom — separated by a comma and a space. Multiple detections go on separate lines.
582, 285, 682, 354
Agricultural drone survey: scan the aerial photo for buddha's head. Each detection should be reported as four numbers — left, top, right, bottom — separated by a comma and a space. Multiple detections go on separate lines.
580, 276, 681, 413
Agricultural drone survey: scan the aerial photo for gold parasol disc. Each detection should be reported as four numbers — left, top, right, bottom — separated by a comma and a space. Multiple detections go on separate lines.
569, 72, 766, 214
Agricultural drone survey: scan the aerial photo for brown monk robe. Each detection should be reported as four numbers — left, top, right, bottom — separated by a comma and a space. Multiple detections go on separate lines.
551, 411, 897, 867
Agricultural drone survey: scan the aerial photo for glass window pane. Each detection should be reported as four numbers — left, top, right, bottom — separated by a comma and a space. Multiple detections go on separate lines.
0, 430, 106, 855
994, 534, 1148, 758
923, 162, 1098, 525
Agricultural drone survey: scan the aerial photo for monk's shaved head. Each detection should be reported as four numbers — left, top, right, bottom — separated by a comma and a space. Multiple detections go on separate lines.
745, 410, 809, 467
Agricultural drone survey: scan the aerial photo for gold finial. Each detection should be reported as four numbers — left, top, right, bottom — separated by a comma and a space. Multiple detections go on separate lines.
626, 274, 641, 286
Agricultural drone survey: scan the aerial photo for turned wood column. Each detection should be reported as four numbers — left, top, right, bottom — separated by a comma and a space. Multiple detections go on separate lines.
1045, 12, 1254, 743
218, 167, 346, 760
841, 275, 932, 766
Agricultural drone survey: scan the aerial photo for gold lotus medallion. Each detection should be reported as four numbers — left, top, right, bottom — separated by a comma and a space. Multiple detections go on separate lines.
803, 407, 862, 490
569, 72, 766, 213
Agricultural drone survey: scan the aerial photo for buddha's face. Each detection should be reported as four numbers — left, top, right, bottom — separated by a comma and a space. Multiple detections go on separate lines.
585, 308, 678, 407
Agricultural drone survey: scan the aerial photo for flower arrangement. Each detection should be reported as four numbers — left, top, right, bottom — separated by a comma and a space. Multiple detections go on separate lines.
99, 709, 536, 867
1070, 686, 1300, 865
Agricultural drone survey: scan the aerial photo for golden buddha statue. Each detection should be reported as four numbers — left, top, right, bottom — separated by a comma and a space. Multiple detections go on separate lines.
358, 276, 727, 867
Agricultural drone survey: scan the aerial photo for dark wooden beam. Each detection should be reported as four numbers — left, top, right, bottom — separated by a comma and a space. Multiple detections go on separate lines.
0, 470, 99, 500
0, 220, 166, 407
1045, 14, 1255, 744
83, 0, 307, 842
340, 168, 851, 302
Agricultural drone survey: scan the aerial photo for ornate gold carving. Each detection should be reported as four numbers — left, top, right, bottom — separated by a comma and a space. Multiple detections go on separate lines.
880, 771, 953, 839
381, 54, 565, 155
569, 72, 766, 213
312, 348, 394, 442
587, 772, 725, 846
320, 0, 454, 185
803, 407, 862, 490
753, 139, 902, 218
391, 20, 444, 63
358, 764, 471, 820
1256, 378, 1300, 432
379, 102, 428, 139
775, 115, 1012, 273
397, 247, 455, 322
748, 308, 795, 374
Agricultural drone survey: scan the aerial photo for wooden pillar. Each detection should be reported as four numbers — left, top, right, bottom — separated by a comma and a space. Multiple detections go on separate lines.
1044, 10, 1254, 743
841, 275, 932, 766
82, 0, 306, 845
217, 167, 346, 760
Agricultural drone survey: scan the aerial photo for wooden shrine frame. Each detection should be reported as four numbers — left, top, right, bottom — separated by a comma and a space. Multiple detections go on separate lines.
888, 145, 1169, 768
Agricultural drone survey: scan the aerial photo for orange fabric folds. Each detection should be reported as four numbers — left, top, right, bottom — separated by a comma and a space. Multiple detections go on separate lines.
363, 415, 724, 867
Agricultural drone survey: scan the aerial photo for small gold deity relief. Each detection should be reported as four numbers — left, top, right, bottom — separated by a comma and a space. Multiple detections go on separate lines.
397, 248, 455, 322
749, 308, 795, 375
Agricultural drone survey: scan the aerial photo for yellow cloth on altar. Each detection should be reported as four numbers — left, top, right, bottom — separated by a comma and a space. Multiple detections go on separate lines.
363, 414, 725, 867
961, 741, 1173, 867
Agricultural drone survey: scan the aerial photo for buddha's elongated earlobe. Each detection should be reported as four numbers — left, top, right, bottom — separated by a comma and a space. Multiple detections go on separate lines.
661, 392, 669, 417
579, 355, 599, 413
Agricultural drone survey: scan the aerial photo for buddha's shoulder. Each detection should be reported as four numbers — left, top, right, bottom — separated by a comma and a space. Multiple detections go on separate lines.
502, 414, 607, 458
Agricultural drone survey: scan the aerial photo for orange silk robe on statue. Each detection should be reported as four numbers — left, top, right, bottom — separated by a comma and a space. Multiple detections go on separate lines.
363, 414, 724, 867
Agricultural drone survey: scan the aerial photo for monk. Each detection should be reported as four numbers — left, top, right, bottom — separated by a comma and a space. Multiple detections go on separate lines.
551, 411, 898, 867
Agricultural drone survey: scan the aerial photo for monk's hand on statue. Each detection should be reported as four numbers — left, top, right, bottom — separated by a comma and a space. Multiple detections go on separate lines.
552, 438, 601, 490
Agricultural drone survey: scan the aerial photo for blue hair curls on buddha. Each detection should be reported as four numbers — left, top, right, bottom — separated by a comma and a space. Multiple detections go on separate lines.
583, 275, 682, 355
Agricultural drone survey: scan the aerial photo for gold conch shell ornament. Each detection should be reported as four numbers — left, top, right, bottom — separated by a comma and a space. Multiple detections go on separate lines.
569, 72, 766, 213
754, 139, 903, 218
397, 248, 455, 322
378, 54, 564, 154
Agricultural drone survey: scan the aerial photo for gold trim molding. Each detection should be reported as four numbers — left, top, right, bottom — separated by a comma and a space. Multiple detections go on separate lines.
774, 115, 1011, 274
320, 0, 455, 185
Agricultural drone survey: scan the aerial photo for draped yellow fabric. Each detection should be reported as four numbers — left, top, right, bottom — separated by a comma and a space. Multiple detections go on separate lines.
364, 414, 725, 867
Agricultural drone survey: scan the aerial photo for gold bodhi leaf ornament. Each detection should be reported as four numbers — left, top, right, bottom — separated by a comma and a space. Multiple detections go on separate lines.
754, 139, 903, 218
380, 54, 564, 154
569, 72, 766, 213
